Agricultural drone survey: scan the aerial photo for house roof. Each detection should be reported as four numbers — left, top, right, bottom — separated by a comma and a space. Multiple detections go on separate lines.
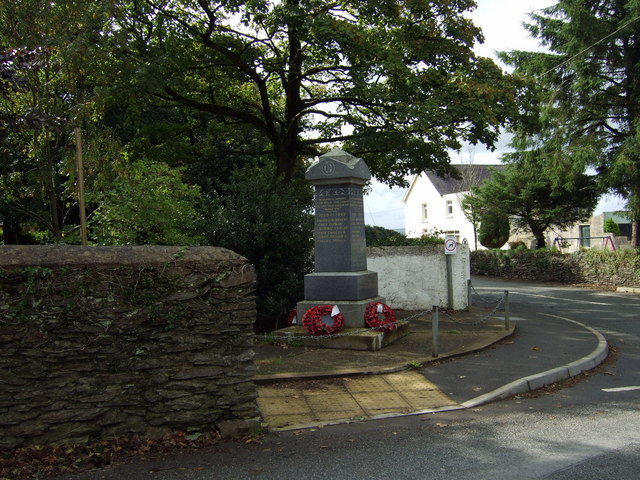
403, 164, 502, 202
425, 164, 500, 196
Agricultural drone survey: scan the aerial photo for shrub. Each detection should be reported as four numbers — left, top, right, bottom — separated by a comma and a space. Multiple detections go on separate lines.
199, 166, 314, 332
509, 240, 527, 250
604, 218, 621, 236
478, 213, 510, 249
365, 225, 443, 247
89, 160, 202, 246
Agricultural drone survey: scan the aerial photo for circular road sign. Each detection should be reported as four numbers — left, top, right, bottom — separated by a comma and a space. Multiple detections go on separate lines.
444, 237, 457, 255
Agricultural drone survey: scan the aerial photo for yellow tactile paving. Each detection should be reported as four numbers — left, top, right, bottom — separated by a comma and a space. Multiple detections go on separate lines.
384, 371, 440, 390
302, 384, 345, 396
343, 376, 392, 393
258, 371, 459, 430
305, 393, 363, 413
352, 391, 411, 416
352, 391, 407, 409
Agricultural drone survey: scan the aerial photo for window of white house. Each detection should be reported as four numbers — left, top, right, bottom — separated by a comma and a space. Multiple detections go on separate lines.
443, 230, 460, 243
446, 199, 453, 217
422, 203, 428, 221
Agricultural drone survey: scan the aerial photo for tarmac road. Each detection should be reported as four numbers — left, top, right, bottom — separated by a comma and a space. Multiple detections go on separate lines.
63, 276, 640, 480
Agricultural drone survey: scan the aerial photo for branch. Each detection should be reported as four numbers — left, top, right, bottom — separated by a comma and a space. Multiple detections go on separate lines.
161, 86, 270, 133
300, 134, 357, 146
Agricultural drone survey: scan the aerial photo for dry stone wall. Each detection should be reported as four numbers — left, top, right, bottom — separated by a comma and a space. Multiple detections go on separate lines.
0, 246, 258, 450
470, 249, 640, 286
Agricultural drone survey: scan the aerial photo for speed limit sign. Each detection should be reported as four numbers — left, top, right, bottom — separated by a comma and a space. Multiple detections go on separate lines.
444, 237, 457, 255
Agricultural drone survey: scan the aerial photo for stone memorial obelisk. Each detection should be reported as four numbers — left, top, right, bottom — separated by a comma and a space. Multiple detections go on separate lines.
297, 149, 384, 328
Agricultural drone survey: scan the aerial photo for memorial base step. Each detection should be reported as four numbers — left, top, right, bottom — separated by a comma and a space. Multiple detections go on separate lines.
274, 320, 410, 351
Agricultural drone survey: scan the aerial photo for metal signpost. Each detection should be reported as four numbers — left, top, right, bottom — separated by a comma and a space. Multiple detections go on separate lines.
444, 236, 457, 309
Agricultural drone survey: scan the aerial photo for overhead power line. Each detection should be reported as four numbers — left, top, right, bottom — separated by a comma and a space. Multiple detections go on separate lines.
541, 13, 640, 77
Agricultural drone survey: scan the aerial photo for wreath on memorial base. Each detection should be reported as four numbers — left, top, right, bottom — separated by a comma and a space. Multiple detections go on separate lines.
287, 308, 297, 326
364, 302, 397, 332
302, 305, 345, 336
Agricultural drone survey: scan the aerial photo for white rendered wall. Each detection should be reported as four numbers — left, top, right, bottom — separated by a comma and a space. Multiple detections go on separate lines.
367, 245, 470, 311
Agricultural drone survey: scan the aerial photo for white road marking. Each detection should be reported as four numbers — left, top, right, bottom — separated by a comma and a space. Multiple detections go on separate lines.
473, 288, 612, 306
602, 386, 640, 393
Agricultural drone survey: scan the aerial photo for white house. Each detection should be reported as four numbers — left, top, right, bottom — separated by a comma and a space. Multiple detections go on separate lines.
403, 164, 633, 251
402, 164, 501, 250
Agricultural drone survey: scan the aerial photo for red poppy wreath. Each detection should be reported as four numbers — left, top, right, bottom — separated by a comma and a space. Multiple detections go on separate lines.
287, 308, 297, 326
302, 305, 345, 336
364, 301, 397, 332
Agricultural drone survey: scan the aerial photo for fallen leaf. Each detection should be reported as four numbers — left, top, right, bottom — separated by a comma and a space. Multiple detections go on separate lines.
435, 423, 449, 428
472, 387, 482, 392
531, 346, 541, 351
459, 375, 467, 379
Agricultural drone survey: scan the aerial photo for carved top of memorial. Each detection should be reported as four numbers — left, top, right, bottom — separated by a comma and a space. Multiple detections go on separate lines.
306, 149, 371, 185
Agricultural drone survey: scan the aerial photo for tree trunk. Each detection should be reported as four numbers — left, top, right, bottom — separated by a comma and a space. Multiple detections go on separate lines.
2, 216, 21, 244
632, 220, 639, 248
278, 0, 304, 184
532, 229, 546, 249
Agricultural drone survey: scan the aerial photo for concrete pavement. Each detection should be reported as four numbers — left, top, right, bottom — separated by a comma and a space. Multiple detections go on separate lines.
254, 306, 608, 430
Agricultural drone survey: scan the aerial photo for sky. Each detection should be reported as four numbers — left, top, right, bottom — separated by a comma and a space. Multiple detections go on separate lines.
363, 0, 626, 231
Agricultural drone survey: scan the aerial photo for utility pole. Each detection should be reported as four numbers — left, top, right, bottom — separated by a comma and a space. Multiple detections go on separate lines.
75, 127, 88, 246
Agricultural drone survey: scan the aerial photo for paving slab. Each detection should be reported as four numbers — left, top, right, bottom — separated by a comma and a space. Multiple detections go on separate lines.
257, 371, 458, 430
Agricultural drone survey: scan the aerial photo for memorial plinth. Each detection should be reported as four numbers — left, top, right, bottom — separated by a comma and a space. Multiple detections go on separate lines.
297, 149, 383, 328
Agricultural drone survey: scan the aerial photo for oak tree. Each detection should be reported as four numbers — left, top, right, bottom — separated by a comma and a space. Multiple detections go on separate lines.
114, 0, 518, 184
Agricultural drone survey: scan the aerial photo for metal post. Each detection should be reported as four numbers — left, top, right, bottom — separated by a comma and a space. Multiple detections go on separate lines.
432, 305, 439, 357
467, 279, 472, 309
446, 255, 454, 310
504, 290, 510, 330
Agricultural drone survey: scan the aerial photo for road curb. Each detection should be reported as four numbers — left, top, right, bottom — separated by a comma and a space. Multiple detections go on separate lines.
461, 314, 608, 409
617, 286, 640, 294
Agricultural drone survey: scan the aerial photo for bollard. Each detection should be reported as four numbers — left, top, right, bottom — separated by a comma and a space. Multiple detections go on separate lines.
432, 305, 439, 357
504, 290, 510, 330
467, 279, 472, 308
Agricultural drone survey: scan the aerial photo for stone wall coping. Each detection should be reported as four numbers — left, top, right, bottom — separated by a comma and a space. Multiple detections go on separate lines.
367, 245, 449, 257
0, 245, 248, 266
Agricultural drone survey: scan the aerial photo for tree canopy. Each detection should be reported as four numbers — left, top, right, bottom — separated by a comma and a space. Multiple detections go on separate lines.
468, 160, 599, 249
113, 0, 518, 184
500, 0, 640, 246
